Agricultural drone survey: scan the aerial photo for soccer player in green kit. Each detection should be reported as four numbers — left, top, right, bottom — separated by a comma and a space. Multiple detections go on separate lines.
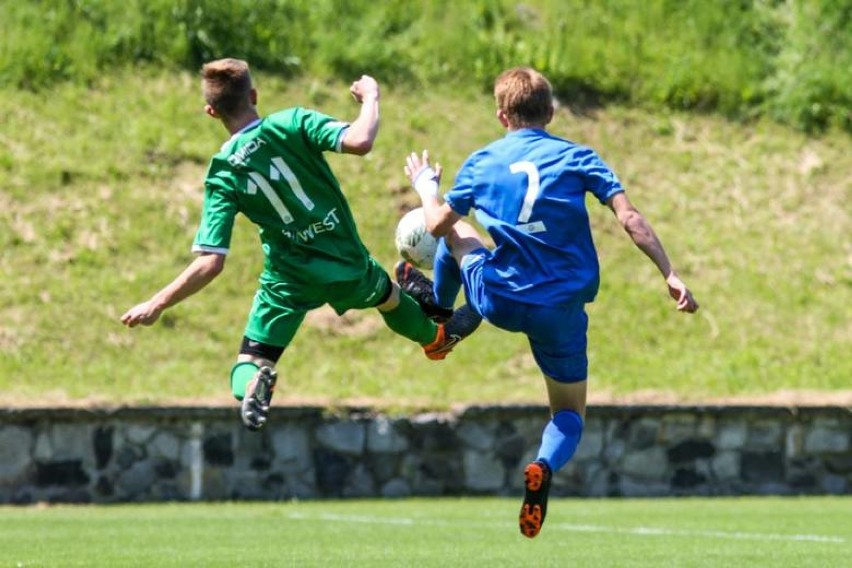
121, 58, 480, 430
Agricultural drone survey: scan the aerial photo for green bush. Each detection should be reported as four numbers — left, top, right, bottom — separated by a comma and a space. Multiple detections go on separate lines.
0, 0, 848, 132
763, 0, 851, 132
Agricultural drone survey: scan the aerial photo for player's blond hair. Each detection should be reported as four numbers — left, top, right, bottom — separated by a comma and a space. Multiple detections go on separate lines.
494, 67, 553, 128
201, 58, 253, 118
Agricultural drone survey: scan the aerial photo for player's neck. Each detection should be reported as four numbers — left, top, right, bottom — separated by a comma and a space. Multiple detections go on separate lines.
508, 123, 548, 132
224, 110, 261, 135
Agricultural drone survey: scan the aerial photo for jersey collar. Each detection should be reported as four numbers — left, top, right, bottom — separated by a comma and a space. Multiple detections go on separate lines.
506, 128, 548, 138
221, 118, 263, 151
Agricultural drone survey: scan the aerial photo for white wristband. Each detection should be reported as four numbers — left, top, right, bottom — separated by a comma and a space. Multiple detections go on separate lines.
413, 167, 439, 198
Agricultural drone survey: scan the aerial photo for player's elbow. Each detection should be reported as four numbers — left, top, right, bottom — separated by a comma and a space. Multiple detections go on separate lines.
427, 218, 456, 239
618, 208, 643, 232
621, 213, 655, 247
209, 260, 226, 278
425, 220, 444, 237
425, 205, 461, 238
341, 133, 374, 155
199, 253, 226, 278
423, 211, 447, 237
347, 141, 373, 155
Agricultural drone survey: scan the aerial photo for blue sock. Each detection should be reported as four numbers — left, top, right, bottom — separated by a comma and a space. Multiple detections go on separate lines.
432, 238, 462, 309
536, 409, 584, 472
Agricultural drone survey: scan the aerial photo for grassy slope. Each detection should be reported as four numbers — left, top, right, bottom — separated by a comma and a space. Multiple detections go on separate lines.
0, 71, 849, 408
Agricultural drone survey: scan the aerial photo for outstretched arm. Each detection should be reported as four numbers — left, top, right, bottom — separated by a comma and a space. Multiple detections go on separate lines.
341, 75, 380, 155
404, 150, 461, 237
120, 252, 226, 327
607, 192, 699, 313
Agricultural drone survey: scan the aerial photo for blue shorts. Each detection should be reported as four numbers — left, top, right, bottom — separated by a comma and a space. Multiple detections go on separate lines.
460, 249, 588, 383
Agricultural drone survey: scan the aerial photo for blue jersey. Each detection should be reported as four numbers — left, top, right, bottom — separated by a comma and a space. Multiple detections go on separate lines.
444, 129, 623, 306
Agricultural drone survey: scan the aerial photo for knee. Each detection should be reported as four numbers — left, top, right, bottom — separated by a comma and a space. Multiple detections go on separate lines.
544, 376, 587, 418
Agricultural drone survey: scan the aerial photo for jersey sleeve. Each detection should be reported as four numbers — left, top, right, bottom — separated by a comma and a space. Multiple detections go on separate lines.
444, 154, 479, 216
582, 148, 624, 204
295, 107, 350, 153
192, 177, 238, 255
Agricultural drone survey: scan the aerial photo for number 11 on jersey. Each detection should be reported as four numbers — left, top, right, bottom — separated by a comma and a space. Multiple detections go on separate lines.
246, 156, 316, 225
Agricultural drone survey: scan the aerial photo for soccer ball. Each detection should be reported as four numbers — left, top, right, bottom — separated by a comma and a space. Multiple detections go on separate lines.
394, 207, 438, 269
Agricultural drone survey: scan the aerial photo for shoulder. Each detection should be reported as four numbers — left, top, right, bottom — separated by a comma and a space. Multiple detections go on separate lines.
552, 138, 607, 166
462, 139, 502, 166
537, 131, 589, 154
278, 107, 348, 136
264, 107, 343, 132
264, 107, 301, 126
204, 153, 230, 174
203, 155, 239, 188
455, 148, 489, 179
271, 106, 338, 122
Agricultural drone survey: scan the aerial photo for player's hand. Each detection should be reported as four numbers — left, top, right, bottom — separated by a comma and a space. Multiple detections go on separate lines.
404, 150, 443, 186
665, 272, 699, 313
120, 300, 162, 327
350, 75, 379, 103
405, 150, 443, 199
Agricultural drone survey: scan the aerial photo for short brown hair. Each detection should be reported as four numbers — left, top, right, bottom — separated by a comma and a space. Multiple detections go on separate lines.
494, 67, 553, 128
201, 58, 253, 118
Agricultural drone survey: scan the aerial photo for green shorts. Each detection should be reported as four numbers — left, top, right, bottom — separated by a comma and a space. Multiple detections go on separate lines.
243, 256, 391, 348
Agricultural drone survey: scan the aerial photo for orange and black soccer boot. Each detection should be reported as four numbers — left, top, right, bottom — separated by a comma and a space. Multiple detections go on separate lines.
422, 303, 482, 360
519, 459, 552, 538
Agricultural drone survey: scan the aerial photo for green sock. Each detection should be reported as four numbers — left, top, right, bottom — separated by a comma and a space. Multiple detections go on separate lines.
380, 292, 439, 346
230, 361, 259, 401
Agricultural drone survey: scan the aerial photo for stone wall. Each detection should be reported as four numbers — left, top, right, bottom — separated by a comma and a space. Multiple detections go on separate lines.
0, 405, 849, 503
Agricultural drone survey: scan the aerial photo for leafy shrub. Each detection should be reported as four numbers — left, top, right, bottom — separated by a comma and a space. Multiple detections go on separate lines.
1, 0, 848, 133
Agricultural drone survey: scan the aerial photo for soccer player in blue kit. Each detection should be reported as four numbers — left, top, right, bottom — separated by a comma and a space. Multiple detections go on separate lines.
397, 67, 699, 538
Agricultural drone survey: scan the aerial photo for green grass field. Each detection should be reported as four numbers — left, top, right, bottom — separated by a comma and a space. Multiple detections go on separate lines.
0, 498, 848, 567
2, 71, 849, 409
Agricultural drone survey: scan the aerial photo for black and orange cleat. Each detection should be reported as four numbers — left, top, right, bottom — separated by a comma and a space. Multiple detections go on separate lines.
395, 261, 454, 323
240, 366, 277, 431
519, 459, 552, 538
422, 303, 482, 360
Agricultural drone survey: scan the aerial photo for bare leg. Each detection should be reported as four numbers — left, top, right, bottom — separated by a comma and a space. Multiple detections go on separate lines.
543, 376, 587, 419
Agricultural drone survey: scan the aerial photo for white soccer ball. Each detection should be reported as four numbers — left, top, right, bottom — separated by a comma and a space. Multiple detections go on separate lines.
394, 207, 438, 269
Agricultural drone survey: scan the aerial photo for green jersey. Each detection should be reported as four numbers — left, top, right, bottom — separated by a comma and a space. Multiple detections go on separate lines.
193, 107, 371, 285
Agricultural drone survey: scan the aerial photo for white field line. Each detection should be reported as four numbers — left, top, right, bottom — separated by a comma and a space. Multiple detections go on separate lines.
548, 523, 847, 544
285, 512, 847, 545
